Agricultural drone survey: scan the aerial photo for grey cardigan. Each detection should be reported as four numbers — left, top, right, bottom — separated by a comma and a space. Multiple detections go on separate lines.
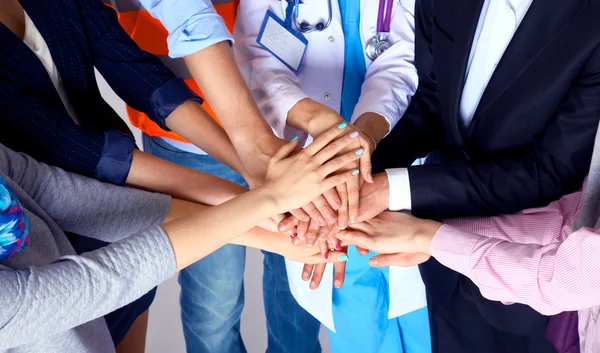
0, 144, 175, 353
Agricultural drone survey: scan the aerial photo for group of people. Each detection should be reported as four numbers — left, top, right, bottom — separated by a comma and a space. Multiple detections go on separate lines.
0, 0, 599, 353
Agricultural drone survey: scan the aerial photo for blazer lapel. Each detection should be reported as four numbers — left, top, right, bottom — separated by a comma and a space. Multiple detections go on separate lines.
0, 22, 57, 95
446, 0, 485, 144
20, 0, 91, 100
472, 0, 588, 122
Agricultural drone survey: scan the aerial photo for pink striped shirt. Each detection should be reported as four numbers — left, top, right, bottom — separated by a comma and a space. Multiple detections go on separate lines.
430, 184, 600, 352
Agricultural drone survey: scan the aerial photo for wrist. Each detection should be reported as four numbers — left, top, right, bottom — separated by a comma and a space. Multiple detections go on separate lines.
415, 220, 442, 254
288, 99, 343, 136
354, 113, 390, 146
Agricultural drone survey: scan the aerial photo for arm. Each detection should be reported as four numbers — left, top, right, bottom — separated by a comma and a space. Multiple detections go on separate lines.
351, 0, 418, 139
77, 0, 245, 174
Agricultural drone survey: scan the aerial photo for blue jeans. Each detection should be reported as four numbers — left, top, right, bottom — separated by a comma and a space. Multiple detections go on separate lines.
143, 135, 321, 353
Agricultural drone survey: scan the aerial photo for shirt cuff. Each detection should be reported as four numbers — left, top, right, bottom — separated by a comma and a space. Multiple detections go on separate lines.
167, 14, 234, 58
95, 131, 136, 185
386, 168, 412, 211
429, 224, 482, 278
148, 78, 204, 131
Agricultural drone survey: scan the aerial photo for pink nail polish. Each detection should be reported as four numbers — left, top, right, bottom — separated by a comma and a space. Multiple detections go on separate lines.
324, 252, 329, 260
335, 243, 342, 251
290, 233, 297, 239
349, 131, 359, 139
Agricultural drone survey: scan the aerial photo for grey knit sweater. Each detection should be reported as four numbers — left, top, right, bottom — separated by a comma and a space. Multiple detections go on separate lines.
0, 144, 175, 353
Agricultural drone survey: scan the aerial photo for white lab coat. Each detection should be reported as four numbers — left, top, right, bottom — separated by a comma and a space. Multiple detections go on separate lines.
233, 0, 426, 332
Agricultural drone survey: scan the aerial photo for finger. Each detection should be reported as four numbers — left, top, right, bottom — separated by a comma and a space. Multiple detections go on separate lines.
356, 246, 370, 256
306, 219, 320, 247
359, 139, 374, 183
346, 220, 372, 233
294, 220, 310, 246
309, 263, 327, 290
333, 260, 346, 288
370, 253, 431, 267
302, 202, 327, 226
335, 183, 349, 230
270, 137, 299, 164
278, 215, 298, 233
336, 229, 376, 250
323, 188, 342, 210
312, 130, 360, 164
319, 149, 362, 178
289, 208, 310, 223
302, 263, 314, 281
303, 251, 348, 264
312, 195, 337, 224
304, 122, 349, 156
318, 238, 329, 259
347, 175, 360, 225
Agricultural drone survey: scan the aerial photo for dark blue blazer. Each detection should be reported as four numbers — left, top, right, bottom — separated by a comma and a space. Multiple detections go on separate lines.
373, 0, 600, 351
0, 0, 201, 185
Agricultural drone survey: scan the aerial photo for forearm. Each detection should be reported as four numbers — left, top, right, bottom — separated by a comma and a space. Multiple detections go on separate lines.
165, 100, 246, 175
127, 150, 246, 206
184, 41, 278, 154
162, 188, 278, 270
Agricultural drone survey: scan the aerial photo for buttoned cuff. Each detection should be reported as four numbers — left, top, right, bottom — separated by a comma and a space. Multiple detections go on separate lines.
96, 131, 136, 185
386, 168, 412, 211
269, 83, 308, 139
429, 224, 482, 279
167, 14, 234, 58
148, 78, 204, 131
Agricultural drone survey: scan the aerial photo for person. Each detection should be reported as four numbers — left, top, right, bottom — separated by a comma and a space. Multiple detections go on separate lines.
98, 1, 375, 351
336, 125, 600, 353
0, 0, 249, 350
0, 123, 359, 353
335, 0, 600, 351
233, 0, 429, 352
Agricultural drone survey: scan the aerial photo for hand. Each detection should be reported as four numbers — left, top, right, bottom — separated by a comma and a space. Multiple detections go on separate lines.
302, 250, 347, 290
262, 124, 362, 213
356, 172, 390, 223
337, 211, 442, 262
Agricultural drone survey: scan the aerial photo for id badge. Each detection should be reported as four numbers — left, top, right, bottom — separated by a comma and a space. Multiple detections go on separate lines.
257, 10, 308, 73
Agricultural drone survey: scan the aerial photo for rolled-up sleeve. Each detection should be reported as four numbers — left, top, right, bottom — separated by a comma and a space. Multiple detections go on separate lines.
138, 0, 234, 58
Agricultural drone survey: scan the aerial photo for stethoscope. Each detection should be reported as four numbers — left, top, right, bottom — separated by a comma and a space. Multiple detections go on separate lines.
286, 0, 393, 60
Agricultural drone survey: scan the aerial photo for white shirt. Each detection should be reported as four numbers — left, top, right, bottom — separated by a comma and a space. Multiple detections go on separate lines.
387, 0, 534, 211
22, 11, 80, 124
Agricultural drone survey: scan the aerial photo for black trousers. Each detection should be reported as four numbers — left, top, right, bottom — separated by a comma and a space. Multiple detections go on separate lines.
428, 275, 557, 353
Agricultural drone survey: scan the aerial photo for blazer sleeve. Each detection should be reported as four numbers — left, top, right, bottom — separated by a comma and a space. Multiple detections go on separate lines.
409, 44, 600, 219
372, 0, 445, 171
75, 0, 202, 131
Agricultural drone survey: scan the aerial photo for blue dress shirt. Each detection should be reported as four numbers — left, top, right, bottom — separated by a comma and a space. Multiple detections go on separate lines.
137, 0, 234, 58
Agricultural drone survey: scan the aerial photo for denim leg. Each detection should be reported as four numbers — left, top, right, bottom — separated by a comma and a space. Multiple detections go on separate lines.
143, 135, 248, 353
262, 251, 322, 353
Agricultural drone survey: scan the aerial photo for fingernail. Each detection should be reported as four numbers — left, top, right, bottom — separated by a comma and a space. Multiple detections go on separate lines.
291, 136, 298, 142
355, 148, 363, 156
303, 272, 309, 280
349, 215, 356, 224
339, 255, 349, 262
352, 169, 360, 175
324, 251, 329, 259
307, 239, 315, 247
334, 280, 342, 287
337, 122, 347, 129
319, 216, 327, 226
349, 131, 359, 138
293, 238, 301, 245
335, 243, 342, 251
310, 282, 317, 289
371, 258, 379, 266
290, 233, 297, 239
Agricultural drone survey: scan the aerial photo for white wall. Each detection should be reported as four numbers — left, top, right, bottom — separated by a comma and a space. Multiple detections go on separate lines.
95, 71, 330, 353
